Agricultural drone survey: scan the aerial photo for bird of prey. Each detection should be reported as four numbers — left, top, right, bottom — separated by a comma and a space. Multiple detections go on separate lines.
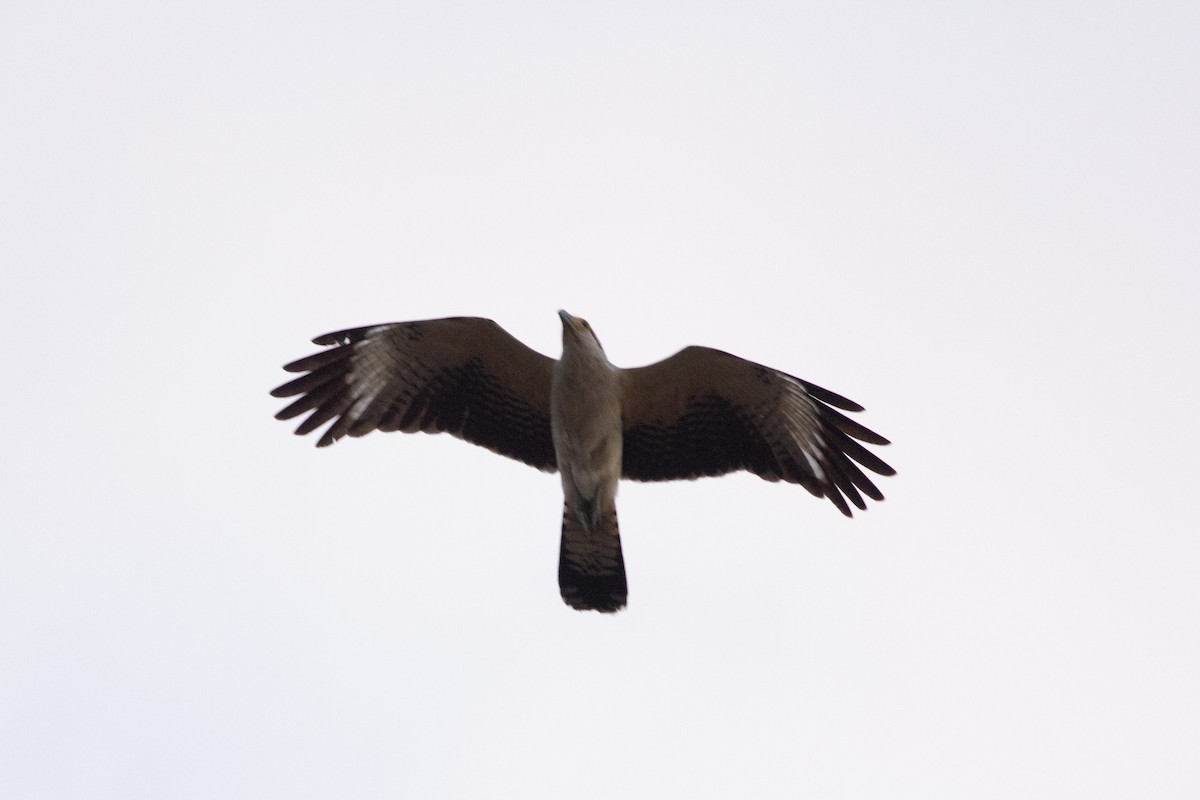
271, 311, 894, 613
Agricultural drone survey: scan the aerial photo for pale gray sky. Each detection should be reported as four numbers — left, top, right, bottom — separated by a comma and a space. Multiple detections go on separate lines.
2, 2, 1198, 798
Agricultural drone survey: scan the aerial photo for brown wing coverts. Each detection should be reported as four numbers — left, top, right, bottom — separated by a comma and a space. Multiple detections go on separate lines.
271, 317, 558, 471
620, 346, 895, 517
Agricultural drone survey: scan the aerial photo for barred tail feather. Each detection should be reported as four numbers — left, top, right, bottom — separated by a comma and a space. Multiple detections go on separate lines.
558, 504, 627, 612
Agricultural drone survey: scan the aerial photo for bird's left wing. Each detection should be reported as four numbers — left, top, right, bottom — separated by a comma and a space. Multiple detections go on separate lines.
619, 346, 894, 516
271, 317, 558, 471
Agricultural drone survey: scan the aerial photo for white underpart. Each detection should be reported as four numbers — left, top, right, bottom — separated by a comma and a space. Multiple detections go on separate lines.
778, 375, 826, 481
550, 321, 623, 528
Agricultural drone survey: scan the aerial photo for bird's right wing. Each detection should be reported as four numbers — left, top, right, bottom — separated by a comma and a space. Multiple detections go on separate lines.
619, 346, 894, 516
271, 317, 558, 471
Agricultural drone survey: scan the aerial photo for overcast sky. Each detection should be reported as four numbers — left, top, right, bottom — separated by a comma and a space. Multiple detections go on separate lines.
2, 2, 1198, 798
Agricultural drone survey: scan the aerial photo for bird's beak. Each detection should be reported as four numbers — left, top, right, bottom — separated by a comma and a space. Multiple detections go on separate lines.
558, 310, 583, 334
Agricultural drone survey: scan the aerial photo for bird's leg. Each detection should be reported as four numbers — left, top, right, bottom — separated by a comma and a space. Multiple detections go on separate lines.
574, 493, 597, 530
563, 455, 619, 533
570, 488, 609, 532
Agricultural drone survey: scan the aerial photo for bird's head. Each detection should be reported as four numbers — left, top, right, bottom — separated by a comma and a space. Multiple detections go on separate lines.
558, 309, 604, 353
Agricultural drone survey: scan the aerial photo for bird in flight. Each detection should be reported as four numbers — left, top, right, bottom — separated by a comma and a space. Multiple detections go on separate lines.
271, 311, 894, 613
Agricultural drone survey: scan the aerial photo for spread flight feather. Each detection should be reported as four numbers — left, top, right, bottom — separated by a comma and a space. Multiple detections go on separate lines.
272, 312, 894, 612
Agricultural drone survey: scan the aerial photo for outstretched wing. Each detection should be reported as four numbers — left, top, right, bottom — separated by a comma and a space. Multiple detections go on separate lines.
619, 346, 894, 516
271, 316, 557, 471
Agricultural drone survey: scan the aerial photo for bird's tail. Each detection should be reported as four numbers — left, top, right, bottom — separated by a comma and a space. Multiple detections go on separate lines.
559, 504, 627, 613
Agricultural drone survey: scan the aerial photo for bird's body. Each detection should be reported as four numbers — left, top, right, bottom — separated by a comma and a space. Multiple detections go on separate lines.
552, 313, 623, 528
551, 312, 627, 610
272, 311, 894, 612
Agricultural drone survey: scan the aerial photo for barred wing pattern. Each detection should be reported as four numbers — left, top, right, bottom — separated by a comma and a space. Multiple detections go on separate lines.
620, 346, 895, 516
272, 316, 895, 612
271, 317, 558, 471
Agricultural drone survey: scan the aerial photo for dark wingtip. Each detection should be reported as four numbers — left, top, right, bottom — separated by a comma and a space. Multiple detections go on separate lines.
312, 326, 374, 347
799, 379, 866, 412
827, 488, 852, 517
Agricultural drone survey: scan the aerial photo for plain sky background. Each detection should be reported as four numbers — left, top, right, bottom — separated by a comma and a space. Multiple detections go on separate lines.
2, 2, 1198, 798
